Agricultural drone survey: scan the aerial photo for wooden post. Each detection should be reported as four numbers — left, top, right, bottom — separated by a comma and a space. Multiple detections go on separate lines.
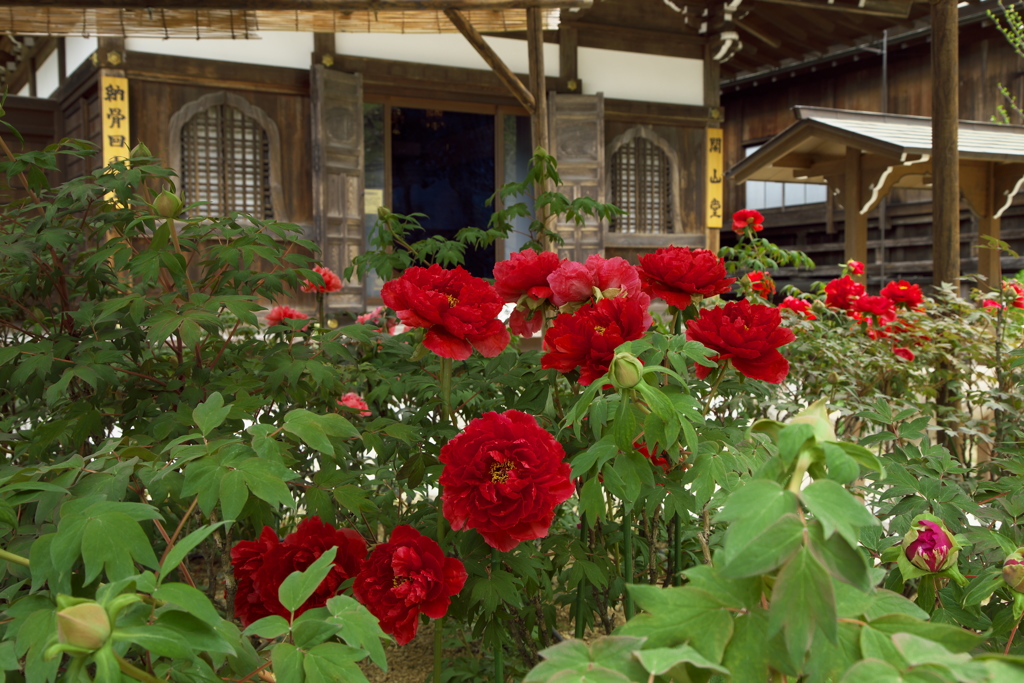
931, 0, 960, 287
844, 147, 868, 284
445, 9, 536, 113
704, 40, 722, 253
527, 6, 553, 249
961, 161, 1000, 289
559, 23, 579, 92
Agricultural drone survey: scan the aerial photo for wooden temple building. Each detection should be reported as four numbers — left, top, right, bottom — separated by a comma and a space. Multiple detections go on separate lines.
0, 0, 1009, 306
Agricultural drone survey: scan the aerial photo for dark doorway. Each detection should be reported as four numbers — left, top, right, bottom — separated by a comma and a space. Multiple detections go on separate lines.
390, 107, 496, 279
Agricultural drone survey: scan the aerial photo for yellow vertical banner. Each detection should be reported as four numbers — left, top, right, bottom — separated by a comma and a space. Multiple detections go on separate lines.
706, 127, 724, 229
100, 71, 130, 166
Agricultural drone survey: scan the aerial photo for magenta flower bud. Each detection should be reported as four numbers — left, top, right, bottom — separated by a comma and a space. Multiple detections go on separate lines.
902, 519, 958, 573
1003, 548, 1024, 594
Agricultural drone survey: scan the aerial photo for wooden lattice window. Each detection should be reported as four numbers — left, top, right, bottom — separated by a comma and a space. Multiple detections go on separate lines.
168, 92, 285, 222
608, 126, 683, 234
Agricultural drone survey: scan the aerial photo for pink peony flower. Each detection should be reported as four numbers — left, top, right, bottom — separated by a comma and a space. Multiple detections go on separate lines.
301, 265, 343, 294
338, 392, 371, 417
547, 255, 641, 308
845, 260, 865, 276
266, 305, 310, 330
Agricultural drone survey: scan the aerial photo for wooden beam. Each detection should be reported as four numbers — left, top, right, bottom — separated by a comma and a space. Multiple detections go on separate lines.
843, 147, 868, 281
444, 9, 536, 113
753, 0, 912, 18
558, 23, 578, 89
0, 0, 593, 7
932, 0, 959, 287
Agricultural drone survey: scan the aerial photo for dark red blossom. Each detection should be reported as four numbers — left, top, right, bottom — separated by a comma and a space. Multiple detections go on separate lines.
903, 519, 957, 573
880, 280, 924, 309
685, 300, 796, 384
493, 249, 562, 337
824, 276, 865, 310
1005, 282, 1024, 309
381, 264, 510, 361
547, 255, 641, 308
732, 209, 764, 233
353, 526, 467, 645
845, 260, 865, 276
893, 347, 915, 362
852, 295, 895, 319
439, 410, 574, 552
778, 296, 816, 320
541, 294, 653, 386
231, 517, 366, 626
634, 440, 672, 474
636, 246, 734, 309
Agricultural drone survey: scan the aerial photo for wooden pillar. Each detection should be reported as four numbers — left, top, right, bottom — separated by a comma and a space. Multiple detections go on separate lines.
705, 41, 722, 254
313, 32, 334, 66
559, 23, 578, 92
527, 7, 553, 249
844, 147, 868, 284
932, 0, 960, 287
962, 162, 1000, 288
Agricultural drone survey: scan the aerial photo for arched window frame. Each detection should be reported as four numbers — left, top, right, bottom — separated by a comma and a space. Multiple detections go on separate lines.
167, 91, 286, 222
607, 125, 683, 235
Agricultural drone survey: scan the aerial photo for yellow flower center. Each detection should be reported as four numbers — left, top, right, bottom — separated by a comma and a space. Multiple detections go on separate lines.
393, 576, 410, 587
594, 325, 607, 335
489, 460, 515, 483
447, 294, 459, 307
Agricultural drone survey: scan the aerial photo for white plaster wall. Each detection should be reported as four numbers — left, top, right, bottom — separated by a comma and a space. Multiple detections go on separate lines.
578, 47, 703, 106
17, 82, 29, 97
336, 33, 559, 77
125, 32, 314, 70
65, 36, 98, 76
36, 49, 60, 98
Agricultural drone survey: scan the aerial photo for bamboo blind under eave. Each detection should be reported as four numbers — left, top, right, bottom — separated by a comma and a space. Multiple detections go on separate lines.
0, 7, 560, 37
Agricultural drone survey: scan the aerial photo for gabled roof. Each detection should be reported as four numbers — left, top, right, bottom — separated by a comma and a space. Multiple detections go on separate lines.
729, 106, 1024, 186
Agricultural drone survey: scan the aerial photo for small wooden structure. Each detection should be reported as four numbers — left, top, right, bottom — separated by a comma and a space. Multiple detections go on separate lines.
728, 106, 1024, 288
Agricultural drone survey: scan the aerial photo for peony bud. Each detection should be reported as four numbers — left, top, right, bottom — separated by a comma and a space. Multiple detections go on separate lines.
130, 141, 152, 158
788, 398, 836, 443
1003, 548, 1024, 594
56, 602, 111, 652
902, 519, 958, 573
153, 191, 183, 219
609, 352, 644, 390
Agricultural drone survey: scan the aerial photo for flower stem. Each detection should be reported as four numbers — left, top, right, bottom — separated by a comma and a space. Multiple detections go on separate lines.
671, 514, 682, 586
317, 292, 326, 330
622, 504, 635, 620
439, 356, 454, 426
1006, 612, 1022, 655
702, 365, 727, 417
433, 617, 444, 683
0, 547, 30, 568
916, 574, 936, 614
115, 653, 163, 683
492, 548, 504, 683
574, 512, 589, 639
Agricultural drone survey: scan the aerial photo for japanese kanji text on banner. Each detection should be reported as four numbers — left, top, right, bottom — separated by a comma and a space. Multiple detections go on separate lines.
706, 128, 724, 229
101, 72, 129, 166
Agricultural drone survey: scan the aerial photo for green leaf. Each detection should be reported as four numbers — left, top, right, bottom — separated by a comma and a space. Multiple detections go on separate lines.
777, 423, 815, 467
303, 642, 370, 683
717, 479, 802, 578
243, 615, 291, 639
633, 645, 730, 676
839, 659, 905, 683
193, 392, 231, 436
114, 624, 194, 659
618, 585, 734, 663
272, 643, 306, 683
962, 567, 1005, 606
219, 469, 248, 521
892, 632, 987, 681
829, 441, 885, 477
768, 545, 837, 665
571, 436, 618, 479
867, 613, 983, 652
81, 511, 159, 583
153, 582, 224, 627
160, 521, 229, 583
801, 479, 880, 547
283, 410, 360, 455
279, 546, 338, 614
326, 595, 389, 672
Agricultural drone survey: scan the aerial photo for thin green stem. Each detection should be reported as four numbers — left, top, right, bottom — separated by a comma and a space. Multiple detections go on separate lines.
440, 356, 454, 425
492, 548, 504, 683
574, 512, 589, 639
317, 292, 326, 330
115, 652, 163, 683
0, 547, 30, 568
916, 574, 936, 614
671, 514, 682, 586
702, 365, 727, 417
622, 504, 635, 620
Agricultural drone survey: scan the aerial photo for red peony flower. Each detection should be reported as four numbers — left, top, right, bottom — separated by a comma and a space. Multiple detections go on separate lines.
547, 255, 641, 308
355, 306, 385, 326
983, 298, 1005, 311
880, 280, 924, 309
439, 410, 574, 552
353, 525, 467, 645
634, 440, 672, 474
824, 276, 865, 310
849, 310, 897, 340
381, 264, 510, 361
301, 265, 343, 294
852, 294, 895, 319
778, 296, 816, 320
231, 517, 366, 626
732, 209, 764, 233
845, 260, 865, 276
685, 300, 796, 384
747, 271, 776, 297
338, 392, 371, 417
893, 347, 915, 362
636, 246, 735, 309
903, 519, 957, 573
266, 305, 310, 329
493, 249, 562, 337
541, 294, 653, 386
